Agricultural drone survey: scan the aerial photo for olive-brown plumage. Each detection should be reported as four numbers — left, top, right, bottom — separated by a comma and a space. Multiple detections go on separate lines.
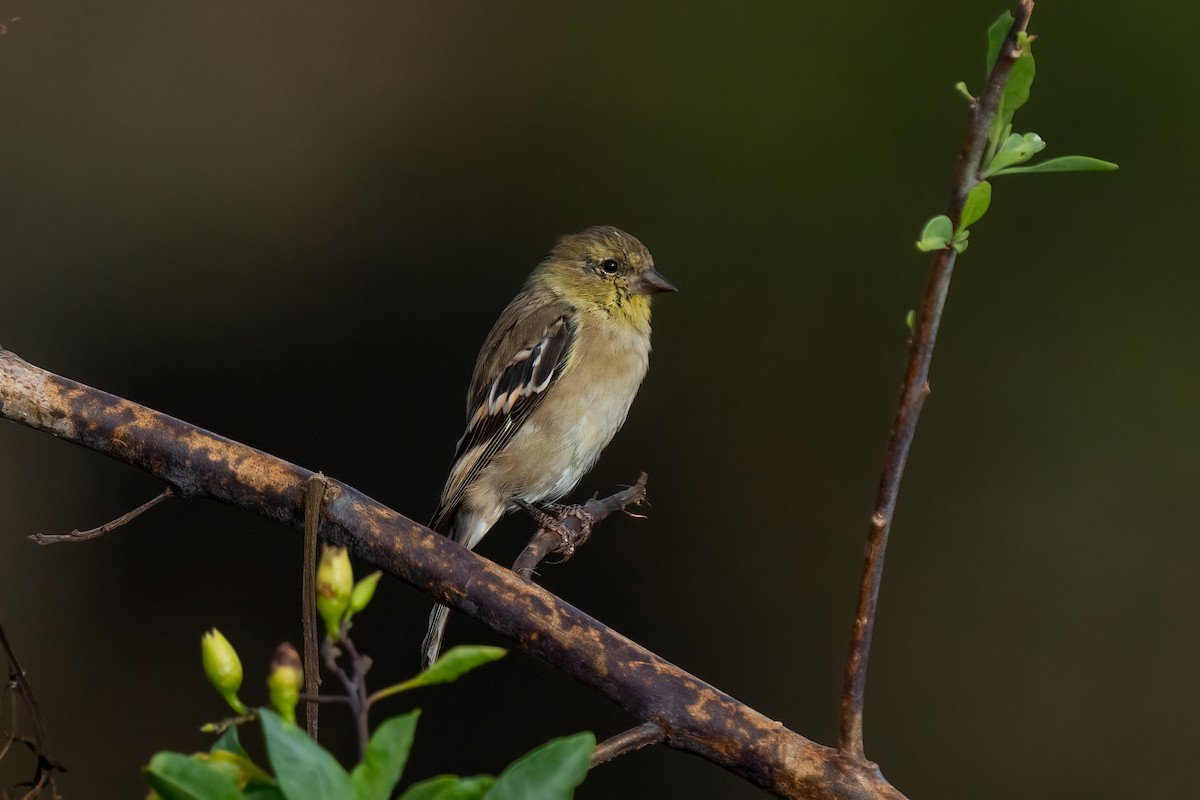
422, 226, 674, 667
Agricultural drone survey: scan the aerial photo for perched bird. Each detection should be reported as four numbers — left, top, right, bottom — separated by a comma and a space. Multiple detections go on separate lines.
422, 225, 675, 667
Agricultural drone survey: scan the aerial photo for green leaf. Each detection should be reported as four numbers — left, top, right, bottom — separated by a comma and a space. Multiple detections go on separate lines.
348, 571, 383, 617
997, 47, 1035, 126
984, 132, 1046, 176
144, 752, 243, 800
985, 11, 1014, 75
958, 181, 992, 232
260, 708, 355, 800
243, 787, 288, 800
208, 745, 278, 789
904, 310, 916, 332
953, 81, 974, 103
950, 229, 970, 254
488, 733, 595, 800
371, 646, 506, 703
915, 215, 953, 252
398, 775, 495, 800
414, 645, 506, 686
351, 711, 421, 800
211, 726, 249, 759
986, 119, 1013, 164
988, 155, 1120, 175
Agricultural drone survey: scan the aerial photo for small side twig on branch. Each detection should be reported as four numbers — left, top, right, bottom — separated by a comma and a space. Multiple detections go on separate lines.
838, 0, 1036, 763
513, 473, 649, 580
591, 721, 665, 767
28, 486, 174, 545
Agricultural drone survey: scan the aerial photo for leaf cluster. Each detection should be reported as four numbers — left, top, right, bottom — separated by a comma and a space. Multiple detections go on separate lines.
916, 11, 1116, 254
146, 544, 594, 800
146, 712, 594, 800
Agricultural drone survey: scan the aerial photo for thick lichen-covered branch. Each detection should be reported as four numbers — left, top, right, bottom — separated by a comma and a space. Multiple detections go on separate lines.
0, 347, 905, 800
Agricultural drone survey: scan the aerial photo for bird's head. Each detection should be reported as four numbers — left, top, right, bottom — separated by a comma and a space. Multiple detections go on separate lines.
536, 226, 676, 324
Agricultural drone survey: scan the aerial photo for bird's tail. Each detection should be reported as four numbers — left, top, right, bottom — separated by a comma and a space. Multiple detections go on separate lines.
421, 602, 451, 670
421, 506, 495, 668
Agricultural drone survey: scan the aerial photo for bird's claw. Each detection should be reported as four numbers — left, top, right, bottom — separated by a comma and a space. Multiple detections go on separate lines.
517, 501, 593, 560
552, 505, 593, 560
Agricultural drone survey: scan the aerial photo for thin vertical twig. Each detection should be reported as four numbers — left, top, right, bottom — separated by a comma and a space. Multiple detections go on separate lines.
838, 0, 1036, 761
302, 474, 327, 740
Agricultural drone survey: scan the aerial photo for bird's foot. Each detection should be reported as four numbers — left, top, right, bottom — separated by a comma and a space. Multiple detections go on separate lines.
516, 501, 593, 560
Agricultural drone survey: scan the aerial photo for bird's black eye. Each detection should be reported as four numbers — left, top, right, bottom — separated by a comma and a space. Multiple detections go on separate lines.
600, 258, 620, 274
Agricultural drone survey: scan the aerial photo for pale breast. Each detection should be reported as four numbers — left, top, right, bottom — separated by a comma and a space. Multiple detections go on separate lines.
482, 316, 651, 506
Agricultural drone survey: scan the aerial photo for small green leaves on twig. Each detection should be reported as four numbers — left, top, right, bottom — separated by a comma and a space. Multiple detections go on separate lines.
983, 132, 1045, 176
349, 571, 383, 619
981, 132, 1117, 178
916, 9, 1117, 256
986, 155, 1118, 175
915, 214, 970, 254
148, 644, 578, 800
369, 645, 506, 705
959, 180, 992, 231
993, 33, 1035, 147
985, 11, 1015, 75
916, 215, 952, 252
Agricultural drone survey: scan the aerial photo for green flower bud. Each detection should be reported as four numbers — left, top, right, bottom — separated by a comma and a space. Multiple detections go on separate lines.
348, 571, 383, 618
316, 545, 353, 637
201, 628, 247, 715
267, 642, 304, 726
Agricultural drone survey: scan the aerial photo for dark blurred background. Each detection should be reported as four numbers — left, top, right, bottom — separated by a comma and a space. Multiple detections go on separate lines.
0, 1, 1191, 798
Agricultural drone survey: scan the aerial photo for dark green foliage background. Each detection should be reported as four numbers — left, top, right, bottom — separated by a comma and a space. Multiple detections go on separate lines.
0, 2, 1190, 798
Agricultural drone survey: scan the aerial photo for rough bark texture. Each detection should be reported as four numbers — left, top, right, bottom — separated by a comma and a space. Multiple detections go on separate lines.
0, 347, 905, 800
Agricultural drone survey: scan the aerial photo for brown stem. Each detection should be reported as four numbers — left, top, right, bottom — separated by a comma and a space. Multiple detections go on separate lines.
0, 350, 905, 800
28, 486, 174, 545
838, 0, 1036, 762
320, 636, 370, 760
0, 620, 65, 796
338, 631, 373, 759
591, 722, 665, 767
302, 474, 327, 740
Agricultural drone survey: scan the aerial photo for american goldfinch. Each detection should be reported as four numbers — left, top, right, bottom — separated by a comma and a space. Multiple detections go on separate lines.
422, 225, 675, 667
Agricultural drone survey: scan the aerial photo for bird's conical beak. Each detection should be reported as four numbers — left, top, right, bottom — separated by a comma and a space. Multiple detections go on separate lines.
633, 268, 677, 295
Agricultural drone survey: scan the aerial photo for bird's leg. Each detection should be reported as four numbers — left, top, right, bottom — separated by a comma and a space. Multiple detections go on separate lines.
515, 500, 594, 560
514, 499, 562, 533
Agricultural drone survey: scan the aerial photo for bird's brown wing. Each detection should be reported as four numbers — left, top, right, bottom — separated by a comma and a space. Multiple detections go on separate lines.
431, 298, 575, 537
